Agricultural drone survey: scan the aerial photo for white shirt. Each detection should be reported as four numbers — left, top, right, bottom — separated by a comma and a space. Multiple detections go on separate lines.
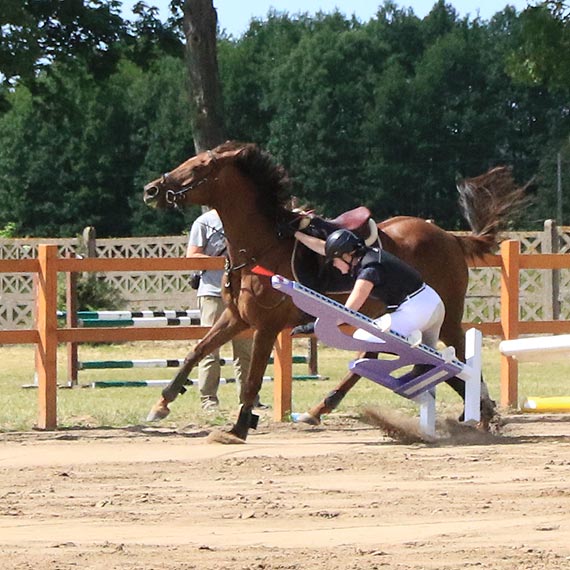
187, 210, 226, 297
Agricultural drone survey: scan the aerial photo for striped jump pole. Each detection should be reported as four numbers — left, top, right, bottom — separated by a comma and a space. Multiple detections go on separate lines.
59, 309, 202, 385
58, 309, 202, 328
91, 374, 322, 388
79, 354, 310, 370
58, 309, 201, 320
78, 316, 201, 327
58, 308, 321, 387
92, 377, 266, 388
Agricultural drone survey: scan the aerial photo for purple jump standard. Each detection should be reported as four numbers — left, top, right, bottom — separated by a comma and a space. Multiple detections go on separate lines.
271, 275, 482, 437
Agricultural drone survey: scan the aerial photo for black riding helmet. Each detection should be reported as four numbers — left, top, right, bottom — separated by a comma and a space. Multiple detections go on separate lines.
325, 229, 365, 262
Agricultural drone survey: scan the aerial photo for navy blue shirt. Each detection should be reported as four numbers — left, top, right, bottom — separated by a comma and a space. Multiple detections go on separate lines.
351, 248, 424, 309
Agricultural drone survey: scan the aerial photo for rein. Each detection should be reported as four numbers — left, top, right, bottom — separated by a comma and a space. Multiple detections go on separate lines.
225, 242, 275, 281
164, 150, 218, 207
224, 244, 289, 310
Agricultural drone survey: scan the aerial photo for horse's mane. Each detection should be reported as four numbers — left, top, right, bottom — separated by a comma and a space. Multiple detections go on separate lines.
214, 141, 293, 222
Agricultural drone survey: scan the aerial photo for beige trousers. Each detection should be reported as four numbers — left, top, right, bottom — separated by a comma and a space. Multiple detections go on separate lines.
197, 296, 253, 405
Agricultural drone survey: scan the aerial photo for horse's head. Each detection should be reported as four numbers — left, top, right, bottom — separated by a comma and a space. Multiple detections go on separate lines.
143, 142, 248, 209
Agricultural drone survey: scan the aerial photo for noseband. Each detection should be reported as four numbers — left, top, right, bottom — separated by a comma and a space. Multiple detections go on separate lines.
163, 150, 219, 207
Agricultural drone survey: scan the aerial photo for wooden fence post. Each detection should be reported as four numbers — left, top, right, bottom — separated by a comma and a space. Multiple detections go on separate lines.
36, 244, 58, 429
273, 330, 293, 421
500, 239, 520, 408
543, 219, 560, 320
67, 226, 96, 384
308, 337, 318, 375
82, 226, 97, 258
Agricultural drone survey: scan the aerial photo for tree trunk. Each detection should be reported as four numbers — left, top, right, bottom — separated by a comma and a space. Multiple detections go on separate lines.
183, 0, 225, 153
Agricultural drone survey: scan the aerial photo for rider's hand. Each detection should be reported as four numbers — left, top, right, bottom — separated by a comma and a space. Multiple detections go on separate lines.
276, 218, 302, 239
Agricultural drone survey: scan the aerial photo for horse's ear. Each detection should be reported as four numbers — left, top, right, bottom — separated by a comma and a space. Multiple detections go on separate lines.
232, 147, 248, 158
211, 146, 246, 164
224, 145, 249, 159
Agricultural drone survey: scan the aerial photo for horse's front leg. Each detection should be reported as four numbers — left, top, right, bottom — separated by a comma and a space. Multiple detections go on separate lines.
228, 329, 278, 441
146, 310, 248, 421
296, 351, 378, 425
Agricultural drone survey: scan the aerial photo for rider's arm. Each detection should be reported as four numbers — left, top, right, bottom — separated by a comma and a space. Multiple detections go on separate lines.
294, 231, 326, 256
345, 278, 374, 313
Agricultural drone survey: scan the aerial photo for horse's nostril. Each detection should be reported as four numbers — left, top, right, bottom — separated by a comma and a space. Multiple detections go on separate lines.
143, 186, 160, 205
145, 186, 159, 199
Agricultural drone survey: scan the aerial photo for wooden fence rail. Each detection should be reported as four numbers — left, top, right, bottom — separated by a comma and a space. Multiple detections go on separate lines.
0, 245, 293, 429
3, 220, 570, 330
1, 241, 569, 429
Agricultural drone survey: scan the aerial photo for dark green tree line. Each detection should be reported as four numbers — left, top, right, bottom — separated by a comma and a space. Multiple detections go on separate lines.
1, 0, 570, 237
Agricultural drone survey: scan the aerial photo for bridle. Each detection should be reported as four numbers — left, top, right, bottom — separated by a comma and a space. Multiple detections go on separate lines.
224, 245, 289, 311
163, 150, 219, 207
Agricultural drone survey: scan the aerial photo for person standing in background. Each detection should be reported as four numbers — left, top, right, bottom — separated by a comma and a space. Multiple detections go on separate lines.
187, 209, 265, 410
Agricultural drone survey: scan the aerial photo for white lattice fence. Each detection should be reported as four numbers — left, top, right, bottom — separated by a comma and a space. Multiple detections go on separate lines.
464, 266, 501, 323
462, 227, 566, 324
2, 227, 570, 330
0, 238, 80, 328
558, 227, 570, 252
0, 236, 192, 328
0, 238, 79, 259
104, 272, 197, 310
97, 236, 195, 312
558, 269, 570, 319
96, 237, 187, 259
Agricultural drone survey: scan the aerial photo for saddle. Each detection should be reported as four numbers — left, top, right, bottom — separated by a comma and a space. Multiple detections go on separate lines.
299, 206, 379, 245
291, 206, 381, 294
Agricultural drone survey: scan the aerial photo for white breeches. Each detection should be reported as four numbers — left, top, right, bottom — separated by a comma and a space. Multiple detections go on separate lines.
354, 284, 445, 349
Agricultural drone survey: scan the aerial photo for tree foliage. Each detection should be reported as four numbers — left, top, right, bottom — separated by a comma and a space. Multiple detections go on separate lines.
1, 0, 569, 236
0, 0, 126, 86
509, 2, 570, 90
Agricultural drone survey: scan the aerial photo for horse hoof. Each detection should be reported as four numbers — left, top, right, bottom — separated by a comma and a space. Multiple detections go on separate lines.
292, 412, 321, 425
207, 430, 246, 444
481, 397, 497, 422
477, 397, 500, 432
146, 401, 171, 422
228, 427, 249, 441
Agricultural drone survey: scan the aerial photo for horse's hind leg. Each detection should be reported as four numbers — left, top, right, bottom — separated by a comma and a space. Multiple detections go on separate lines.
146, 311, 248, 421
297, 351, 377, 425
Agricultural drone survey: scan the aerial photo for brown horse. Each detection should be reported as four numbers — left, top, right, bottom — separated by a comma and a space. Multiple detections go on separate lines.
143, 141, 525, 442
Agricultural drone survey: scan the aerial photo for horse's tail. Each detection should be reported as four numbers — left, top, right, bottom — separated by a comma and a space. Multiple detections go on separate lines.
455, 166, 529, 260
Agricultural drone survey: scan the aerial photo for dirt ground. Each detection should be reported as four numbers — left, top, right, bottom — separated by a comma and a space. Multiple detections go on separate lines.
1, 412, 570, 570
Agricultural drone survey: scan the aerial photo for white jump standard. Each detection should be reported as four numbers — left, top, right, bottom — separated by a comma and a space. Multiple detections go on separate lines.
271, 275, 482, 437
